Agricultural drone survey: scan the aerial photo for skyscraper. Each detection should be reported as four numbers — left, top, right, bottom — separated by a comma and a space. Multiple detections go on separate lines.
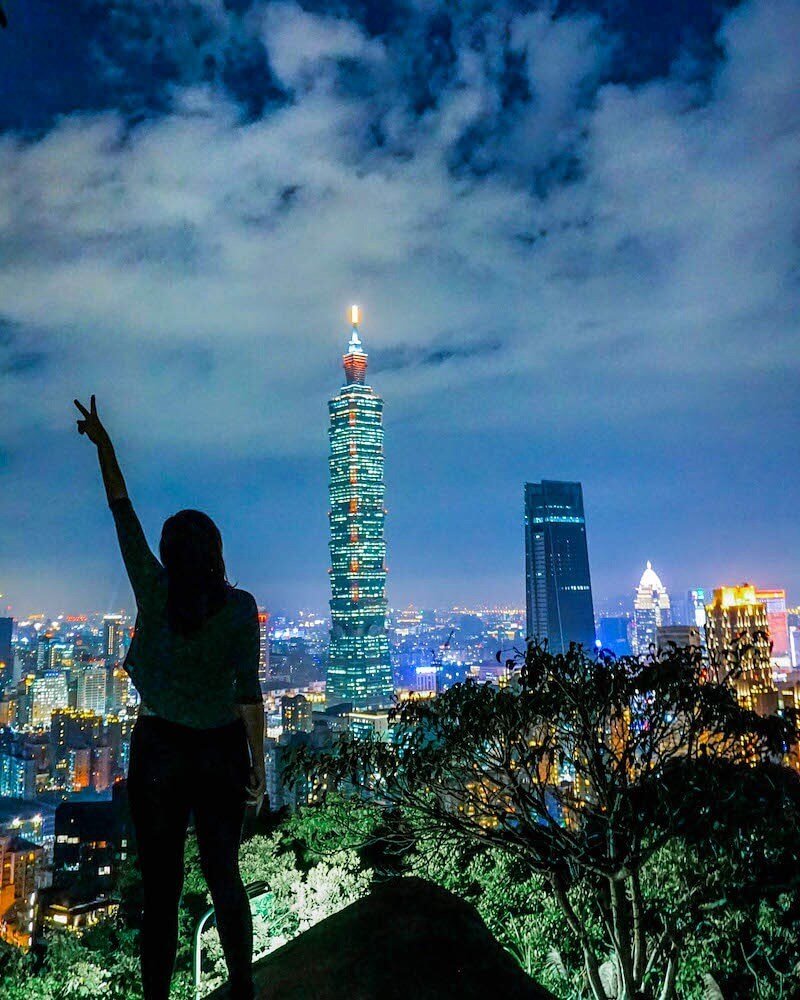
326, 307, 394, 709
76, 664, 107, 716
0, 618, 12, 692
755, 588, 790, 665
632, 562, 671, 655
102, 615, 125, 663
705, 585, 775, 714
256, 608, 271, 695
687, 589, 708, 629
524, 480, 596, 653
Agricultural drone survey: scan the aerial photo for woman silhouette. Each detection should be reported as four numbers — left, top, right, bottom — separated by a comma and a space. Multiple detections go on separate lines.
75, 395, 265, 1000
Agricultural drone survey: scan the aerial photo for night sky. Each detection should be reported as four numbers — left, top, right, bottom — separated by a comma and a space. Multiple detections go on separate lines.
1, 0, 798, 616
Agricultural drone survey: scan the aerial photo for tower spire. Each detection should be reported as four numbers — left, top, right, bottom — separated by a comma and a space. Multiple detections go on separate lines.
343, 304, 368, 383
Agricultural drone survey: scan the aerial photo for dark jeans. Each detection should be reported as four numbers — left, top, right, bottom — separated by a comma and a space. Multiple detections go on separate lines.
128, 715, 253, 1000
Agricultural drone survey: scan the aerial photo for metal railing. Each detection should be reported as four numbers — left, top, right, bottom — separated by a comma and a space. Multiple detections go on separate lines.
193, 880, 271, 999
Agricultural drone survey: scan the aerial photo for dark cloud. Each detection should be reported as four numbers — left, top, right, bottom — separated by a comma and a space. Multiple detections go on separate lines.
375, 335, 502, 373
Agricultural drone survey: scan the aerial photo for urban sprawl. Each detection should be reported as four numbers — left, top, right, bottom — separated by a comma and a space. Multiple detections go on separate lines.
1, 310, 797, 949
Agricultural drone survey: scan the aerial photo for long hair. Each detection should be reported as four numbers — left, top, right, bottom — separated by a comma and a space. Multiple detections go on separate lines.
159, 509, 229, 636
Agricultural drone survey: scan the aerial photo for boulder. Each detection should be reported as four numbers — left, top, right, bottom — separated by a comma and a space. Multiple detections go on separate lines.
211, 876, 556, 999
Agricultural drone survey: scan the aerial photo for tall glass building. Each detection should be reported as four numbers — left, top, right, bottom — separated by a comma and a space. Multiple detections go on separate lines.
524, 480, 596, 653
326, 308, 394, 709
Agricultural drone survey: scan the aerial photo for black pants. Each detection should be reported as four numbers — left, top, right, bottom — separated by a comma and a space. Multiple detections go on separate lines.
128, 715, 253, 1000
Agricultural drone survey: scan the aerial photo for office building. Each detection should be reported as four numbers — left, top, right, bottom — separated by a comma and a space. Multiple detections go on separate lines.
326, 307, 394, 708
0, 748, 37, 800
36, 633, 54, 673
598, 616, 632, 657
524, 480, 596, 653
705, 585, 775, 715
102, 615, 126, 664
0, 834, 43, 948
106, 667, 132, 715
755, 588, 790, 665
258, 609, 270, 696
53, 801, 116, 892
76, 665, 107, 716
656, 624, 703, 651
687, 589, 708, 629
281, 694, 313, 734
0, 618, 12, 691
50, 709, 103, 754
30, 672, 69, 728
632, 562, 671, 655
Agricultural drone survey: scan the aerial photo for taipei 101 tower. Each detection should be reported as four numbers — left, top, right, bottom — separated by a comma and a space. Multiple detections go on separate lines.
326, 307, 394, 708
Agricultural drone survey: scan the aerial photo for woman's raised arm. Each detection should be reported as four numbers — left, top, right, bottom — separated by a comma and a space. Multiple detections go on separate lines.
74, 395, 128, 504
75, 395, 162, 605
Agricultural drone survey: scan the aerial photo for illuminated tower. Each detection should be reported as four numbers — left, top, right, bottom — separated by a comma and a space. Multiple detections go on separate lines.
705, 585, 775, 714
326, 307, 393, 709
632, 561, 671, 655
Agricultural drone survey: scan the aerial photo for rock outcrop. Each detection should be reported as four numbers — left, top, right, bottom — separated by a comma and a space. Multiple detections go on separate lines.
211, 876, 556, 999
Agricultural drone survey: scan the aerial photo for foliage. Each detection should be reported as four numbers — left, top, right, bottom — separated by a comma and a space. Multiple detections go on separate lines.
0, 804, 376, 1000
290, 642, 800, 1000
194, 815, 373, 996
0, 919, 144, 1000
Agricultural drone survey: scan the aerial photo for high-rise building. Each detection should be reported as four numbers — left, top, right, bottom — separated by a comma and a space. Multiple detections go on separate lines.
687, 589, 708, 629
281, 694, 313, 734
755, 588, 790, 665
326, 307, 393, 709
705, 585, 775, 715
598, 616, 632, 657
76, 664, 107, 716
102, 615, 126, 663
524, 480, 596, 653
50, 708, 103, 753
789, 607, 800, 669
258, 610, 270, 697
631, 562, 671, 655
0, 748, 37, 799
30, 671, 69, 728
106, 666, 132, 715
0, 619, 12, 691
36, 633, 54, 673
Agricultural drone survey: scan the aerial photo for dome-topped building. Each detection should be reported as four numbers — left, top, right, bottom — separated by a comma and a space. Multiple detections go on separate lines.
632, 561, 671, 655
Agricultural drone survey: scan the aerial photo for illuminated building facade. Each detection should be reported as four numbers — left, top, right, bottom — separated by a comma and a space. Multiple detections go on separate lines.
258, 609, 270, 696
30, 672, 69, 728
0, 834, 42, 948
326, 308, 393, 709
36, 634, 54, 672
102, 615, 125, 663
632, 562, 671, 655
705, 585, 775, 714
688, 588, 708, 628
0, 618, 12, 691
107, 666, 133, 715
524, 480, 596, 653
281, 694, 312, 734
76, 665, 107, 716
755, 588, 790, 665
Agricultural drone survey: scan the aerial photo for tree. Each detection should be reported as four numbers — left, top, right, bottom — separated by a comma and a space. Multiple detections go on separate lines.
291, 642, 800, 1000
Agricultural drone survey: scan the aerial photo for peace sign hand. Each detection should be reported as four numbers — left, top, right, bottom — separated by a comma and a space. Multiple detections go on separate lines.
74, 395, 110, 446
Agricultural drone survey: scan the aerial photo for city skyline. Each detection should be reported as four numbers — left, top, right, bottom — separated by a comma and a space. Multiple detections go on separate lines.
2, 0, 799, 614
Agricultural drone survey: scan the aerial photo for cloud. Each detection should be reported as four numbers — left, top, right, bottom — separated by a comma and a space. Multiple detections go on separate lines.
1, 0, 799, 609
260, 2, 384, 91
